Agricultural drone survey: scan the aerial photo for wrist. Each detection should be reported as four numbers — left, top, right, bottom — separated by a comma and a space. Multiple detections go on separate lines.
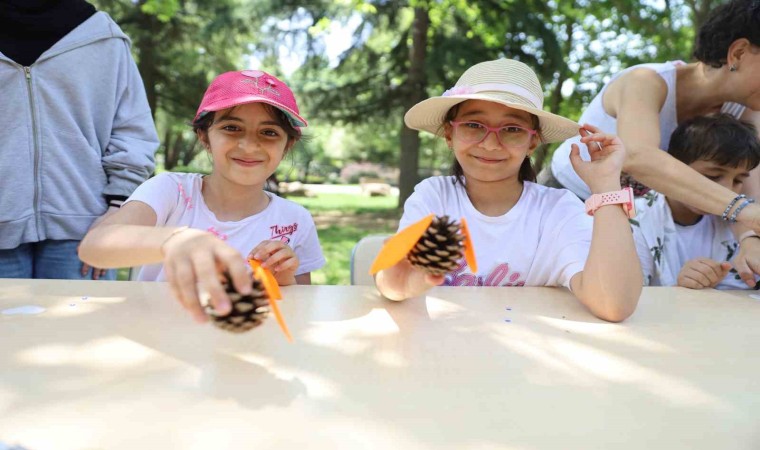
739, 230, 760, 245
160, 226, 193, 256
587, 180, 623, 194
736, 203, 760, 228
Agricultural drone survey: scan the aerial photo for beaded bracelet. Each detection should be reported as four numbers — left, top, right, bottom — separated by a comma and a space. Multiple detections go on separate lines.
729, 198, 755, 223
722, 194, 746, 221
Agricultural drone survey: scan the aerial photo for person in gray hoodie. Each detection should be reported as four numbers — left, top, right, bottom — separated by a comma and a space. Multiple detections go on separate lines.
0, 0, 159, 279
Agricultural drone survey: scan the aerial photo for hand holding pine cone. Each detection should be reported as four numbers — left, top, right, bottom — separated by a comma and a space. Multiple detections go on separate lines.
205, 272, 271, 333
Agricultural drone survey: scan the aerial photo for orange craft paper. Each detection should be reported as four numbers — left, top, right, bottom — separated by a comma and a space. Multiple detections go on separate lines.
369, 214, 435, 274
460, 217, 478, 273
248, 259, 292, 342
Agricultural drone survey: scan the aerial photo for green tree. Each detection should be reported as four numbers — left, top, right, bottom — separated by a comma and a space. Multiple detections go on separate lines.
91, 0, 265, 170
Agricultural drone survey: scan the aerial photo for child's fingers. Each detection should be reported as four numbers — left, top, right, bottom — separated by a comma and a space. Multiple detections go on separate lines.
168, 260, 208, 323
678, 271, 708, 289
731, 256, 758, 288
194, 254, 231, 316
580, 123, 602, 134
424, 273, 446, 286
272, 254, 299, 274
569, 143, 583, 169
215, 246, 252, 296
251, 240, 284, 261
694, 258, 725, 284
720, 261, 733, 272
261, 247, 296, 271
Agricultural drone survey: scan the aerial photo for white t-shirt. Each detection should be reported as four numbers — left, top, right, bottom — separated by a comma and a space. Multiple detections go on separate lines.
399, 177, 593, 288
673, 220, 713, 267
125, 172, 325, 281
631, 191, 748, 289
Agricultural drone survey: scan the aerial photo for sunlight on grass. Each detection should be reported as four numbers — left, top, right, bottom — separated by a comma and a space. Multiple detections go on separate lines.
290, 193, 398, 213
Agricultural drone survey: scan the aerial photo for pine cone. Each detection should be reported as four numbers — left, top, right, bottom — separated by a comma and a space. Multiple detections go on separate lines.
206, 272, 270, 333
407, 215, 464, 276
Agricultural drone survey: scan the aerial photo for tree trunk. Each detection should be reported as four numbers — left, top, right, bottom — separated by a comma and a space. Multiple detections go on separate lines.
135, 1, 159, 118
534, 5, 575, 173
164, 128, 179, 170
182, 138, 200, 167
398, 6, 430, 207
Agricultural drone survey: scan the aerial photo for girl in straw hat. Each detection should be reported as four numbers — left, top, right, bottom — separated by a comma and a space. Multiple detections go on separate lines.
375, 58, 642, 322
544, 0, 760, 287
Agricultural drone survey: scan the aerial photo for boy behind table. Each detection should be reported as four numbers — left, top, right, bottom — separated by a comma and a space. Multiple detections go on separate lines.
632, 113, 760, 289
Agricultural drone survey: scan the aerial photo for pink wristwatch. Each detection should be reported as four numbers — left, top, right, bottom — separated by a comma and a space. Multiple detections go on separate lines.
584, 186, 636, 219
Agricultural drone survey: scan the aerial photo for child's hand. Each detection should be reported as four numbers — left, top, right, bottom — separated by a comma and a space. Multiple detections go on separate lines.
248, 240, 299, 286
161, 228, 251, 323
730, 236, 760, 287
677, 258, 732, 289
375, 257, 446, 301
570, 123, 627, 193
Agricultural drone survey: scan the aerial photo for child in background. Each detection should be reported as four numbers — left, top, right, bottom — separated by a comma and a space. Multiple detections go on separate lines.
375, 59, 642, 322
79, 70, 325, 322
632, 114, 760, 289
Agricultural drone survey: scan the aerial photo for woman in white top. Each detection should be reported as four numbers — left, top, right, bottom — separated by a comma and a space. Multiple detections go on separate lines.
543, 0, 760, 286
375, 58, 642, 322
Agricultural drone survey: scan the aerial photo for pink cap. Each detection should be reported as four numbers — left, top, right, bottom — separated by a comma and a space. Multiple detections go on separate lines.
194, 70, 307, 128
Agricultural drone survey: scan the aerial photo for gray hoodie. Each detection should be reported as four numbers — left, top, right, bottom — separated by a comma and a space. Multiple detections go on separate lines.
0, 11, 158, 249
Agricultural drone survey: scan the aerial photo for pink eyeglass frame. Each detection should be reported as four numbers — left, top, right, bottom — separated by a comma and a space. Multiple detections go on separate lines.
449, 121, 537, 146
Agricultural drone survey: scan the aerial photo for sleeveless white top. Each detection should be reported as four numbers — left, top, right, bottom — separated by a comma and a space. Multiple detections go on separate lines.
550, 61, 747, 199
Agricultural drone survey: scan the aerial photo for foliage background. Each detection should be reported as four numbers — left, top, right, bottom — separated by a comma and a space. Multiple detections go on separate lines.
92, 0, 726, 204
97, 0, 727, 284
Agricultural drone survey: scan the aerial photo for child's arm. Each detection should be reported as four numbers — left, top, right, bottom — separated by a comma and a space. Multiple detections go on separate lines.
79, 201, 252, 323
375, 257, 445, 301
677, 258, 732, 289
568, 125, 643, 322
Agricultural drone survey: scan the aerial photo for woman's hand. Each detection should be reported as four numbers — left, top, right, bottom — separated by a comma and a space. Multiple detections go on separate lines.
248, 240, 299, 286
570, 123, 627, 193
162, 228, 251, 323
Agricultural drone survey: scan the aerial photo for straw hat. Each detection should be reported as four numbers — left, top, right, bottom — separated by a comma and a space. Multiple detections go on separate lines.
404, 59, 579, 143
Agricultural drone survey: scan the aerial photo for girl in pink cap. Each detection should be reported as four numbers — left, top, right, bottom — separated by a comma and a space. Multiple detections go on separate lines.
79, 70, 325, 323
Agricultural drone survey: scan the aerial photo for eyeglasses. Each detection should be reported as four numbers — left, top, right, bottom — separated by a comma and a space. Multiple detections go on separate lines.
449, 121, 537, 148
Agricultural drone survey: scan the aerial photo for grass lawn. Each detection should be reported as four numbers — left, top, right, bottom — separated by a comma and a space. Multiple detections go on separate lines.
118, 192, 401, 285
289, 193, 401, 285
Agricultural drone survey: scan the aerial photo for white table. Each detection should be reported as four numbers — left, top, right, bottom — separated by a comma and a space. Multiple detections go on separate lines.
1, 280, 759, 449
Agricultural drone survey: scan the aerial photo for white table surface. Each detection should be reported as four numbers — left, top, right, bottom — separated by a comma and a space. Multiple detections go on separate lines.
1, 279, 759, 449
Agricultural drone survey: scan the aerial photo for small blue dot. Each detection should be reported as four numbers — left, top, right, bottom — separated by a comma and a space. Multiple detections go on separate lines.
504, 319, 511, 323
505, 307, 512, 311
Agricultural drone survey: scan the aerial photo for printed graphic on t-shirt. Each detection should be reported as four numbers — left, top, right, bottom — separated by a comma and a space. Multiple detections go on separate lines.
444, 260, 526, 287
207, 226, 228, 241
270, 222, 298, 243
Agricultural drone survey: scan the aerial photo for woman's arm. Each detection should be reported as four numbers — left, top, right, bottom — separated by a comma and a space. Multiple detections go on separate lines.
569, 128, 642, 322
608, 70, 760, 225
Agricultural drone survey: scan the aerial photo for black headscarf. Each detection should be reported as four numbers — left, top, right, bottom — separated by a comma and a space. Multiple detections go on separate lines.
0, 0, 97, 66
